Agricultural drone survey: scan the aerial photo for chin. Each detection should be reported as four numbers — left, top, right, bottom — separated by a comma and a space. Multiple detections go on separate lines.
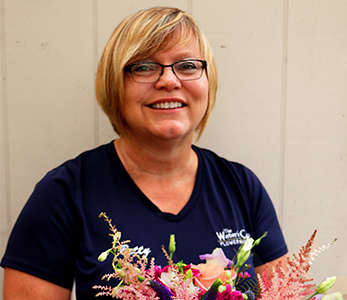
154, 127, 195, 142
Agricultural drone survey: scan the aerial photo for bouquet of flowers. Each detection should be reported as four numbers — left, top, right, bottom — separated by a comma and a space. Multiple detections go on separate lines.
93, 213, 341, 300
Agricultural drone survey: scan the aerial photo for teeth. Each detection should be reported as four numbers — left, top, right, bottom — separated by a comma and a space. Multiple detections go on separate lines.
151, 102, 183, 109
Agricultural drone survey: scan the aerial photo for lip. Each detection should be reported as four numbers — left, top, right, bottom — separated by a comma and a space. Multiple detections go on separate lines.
147, 98, 187, 109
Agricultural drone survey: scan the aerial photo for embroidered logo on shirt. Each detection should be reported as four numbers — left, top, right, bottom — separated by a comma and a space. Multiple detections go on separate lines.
215, 228, 250, 247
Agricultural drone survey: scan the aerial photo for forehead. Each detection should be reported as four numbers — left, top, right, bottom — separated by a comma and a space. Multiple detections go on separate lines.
149, 31, 202, 61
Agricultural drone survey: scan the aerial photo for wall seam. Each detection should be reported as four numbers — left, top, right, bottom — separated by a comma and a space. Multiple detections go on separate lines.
279, 0, 289, 229
187, 0, 193, 14
0, 0, 11, 239
93, 0, 99, 147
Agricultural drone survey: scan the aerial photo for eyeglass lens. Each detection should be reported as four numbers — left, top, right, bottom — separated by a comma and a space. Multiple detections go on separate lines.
129, 60, 205, 83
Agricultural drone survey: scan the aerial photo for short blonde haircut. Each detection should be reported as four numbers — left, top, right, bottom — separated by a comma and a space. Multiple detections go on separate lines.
95, 6, 218, 140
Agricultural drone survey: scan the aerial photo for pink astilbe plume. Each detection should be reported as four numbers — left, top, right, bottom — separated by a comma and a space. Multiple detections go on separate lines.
169, 268, 200, 300
93, 213, 160, 299
257, 230, 317, 300
257, 230, 337, 300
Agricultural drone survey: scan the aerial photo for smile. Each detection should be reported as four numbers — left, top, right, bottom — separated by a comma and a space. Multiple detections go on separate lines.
150, 102, 184, 109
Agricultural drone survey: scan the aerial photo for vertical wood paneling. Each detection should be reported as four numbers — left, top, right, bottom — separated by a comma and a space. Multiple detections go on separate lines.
1, 0, 346, 296
284, 0, 347, 282
4, 0, 95, 221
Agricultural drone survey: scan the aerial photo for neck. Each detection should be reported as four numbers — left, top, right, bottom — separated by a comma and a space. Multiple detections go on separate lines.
114, 135, 197, 177
114, 136, 199, 215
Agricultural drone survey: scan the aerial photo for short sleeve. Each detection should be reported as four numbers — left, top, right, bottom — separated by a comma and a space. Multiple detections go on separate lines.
239, 165, 288, 265
1, 166, 78, 289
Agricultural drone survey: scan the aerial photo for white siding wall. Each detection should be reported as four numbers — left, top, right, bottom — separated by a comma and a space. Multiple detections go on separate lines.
1, 0, 346, 296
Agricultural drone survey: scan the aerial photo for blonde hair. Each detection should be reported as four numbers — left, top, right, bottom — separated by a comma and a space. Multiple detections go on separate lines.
95, 6, 218, 140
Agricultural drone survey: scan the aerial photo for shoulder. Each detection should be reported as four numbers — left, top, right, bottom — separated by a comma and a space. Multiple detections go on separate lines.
193, 145, 261, 184
59, 141, 115, 172
27, 141, 116, 206
41, 141, 115, 181
193, 145, 271, 212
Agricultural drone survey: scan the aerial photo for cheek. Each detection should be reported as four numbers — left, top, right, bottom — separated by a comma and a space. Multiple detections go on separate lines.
197, 79, 209, 109
194, 79, 209, 124
200, 76, 209, 99
188, 76, 208, 101
123, 81, 148, 107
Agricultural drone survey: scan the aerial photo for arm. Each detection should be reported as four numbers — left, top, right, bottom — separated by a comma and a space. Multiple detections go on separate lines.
4, 267, 71, 300
254, 253, 288, 276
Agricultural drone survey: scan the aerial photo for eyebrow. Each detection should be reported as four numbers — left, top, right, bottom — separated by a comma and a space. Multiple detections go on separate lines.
142, 55, 202, 64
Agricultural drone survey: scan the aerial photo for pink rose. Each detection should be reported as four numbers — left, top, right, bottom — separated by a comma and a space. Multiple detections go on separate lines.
194, 263, 227, 291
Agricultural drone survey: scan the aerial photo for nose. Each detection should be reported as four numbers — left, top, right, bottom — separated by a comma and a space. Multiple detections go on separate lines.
155, 66, 181, 90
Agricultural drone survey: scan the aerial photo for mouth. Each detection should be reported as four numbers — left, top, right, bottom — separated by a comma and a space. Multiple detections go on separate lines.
148, 101, 185, 110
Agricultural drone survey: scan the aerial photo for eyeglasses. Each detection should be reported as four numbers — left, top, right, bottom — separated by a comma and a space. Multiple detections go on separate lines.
124, 59, 207, 83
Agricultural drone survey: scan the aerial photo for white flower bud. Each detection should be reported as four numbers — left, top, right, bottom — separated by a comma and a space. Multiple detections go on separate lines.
243, 238, 254, 251
169, 234, 176, 256
98, 249, 111, 262
316, 277, 336, 294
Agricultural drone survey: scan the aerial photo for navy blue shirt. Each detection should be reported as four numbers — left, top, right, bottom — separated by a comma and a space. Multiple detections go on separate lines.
1, 141, 287, 299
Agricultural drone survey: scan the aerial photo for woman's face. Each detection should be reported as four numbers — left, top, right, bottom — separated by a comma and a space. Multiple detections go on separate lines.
122, 32, 209, 144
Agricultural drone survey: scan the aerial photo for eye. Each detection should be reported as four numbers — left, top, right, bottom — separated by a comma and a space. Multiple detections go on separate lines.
132, 63, 157, 73
176, 61, 199, 72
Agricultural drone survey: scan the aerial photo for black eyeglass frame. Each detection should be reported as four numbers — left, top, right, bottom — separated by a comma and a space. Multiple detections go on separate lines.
124, 59, 207, 83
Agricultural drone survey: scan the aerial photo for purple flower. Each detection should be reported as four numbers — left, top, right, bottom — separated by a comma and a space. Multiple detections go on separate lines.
148, 280, 173, 300
199, 248, 232, 268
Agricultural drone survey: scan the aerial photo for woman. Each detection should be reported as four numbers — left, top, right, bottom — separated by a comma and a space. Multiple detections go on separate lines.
1, 7, 287, 299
